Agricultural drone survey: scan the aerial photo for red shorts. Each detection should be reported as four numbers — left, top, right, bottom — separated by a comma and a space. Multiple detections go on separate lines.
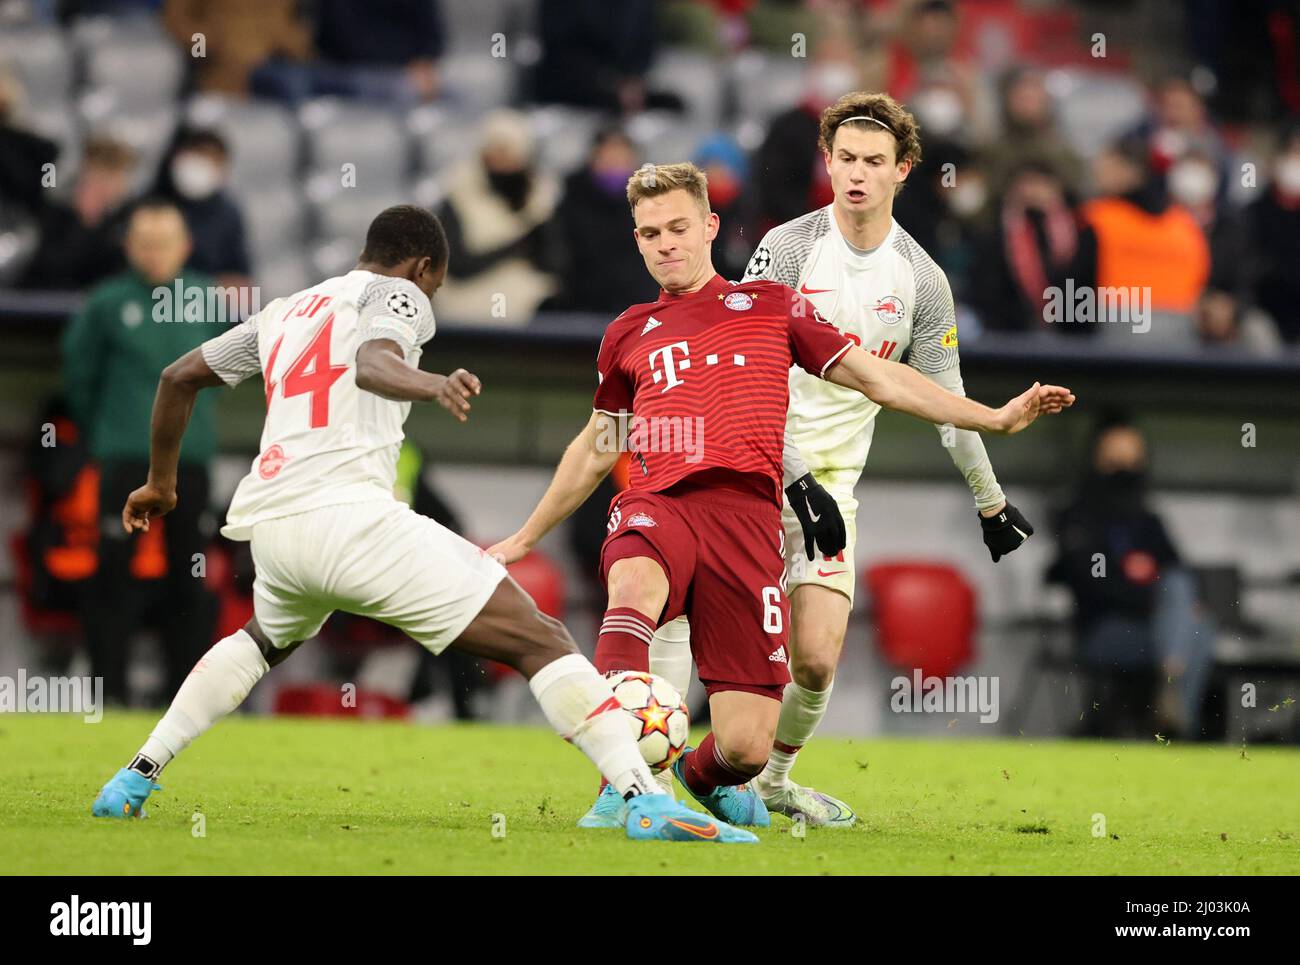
598, 476, 790, 698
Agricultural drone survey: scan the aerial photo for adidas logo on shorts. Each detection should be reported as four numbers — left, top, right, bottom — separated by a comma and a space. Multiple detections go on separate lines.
768, 645, 788, 664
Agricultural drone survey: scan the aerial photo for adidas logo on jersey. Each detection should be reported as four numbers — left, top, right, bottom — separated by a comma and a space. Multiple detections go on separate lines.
640, 317, 662, 336
768, 645, 788, 664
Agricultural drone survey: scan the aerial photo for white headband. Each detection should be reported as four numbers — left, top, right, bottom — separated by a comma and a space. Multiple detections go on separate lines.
841, 115, 892, 132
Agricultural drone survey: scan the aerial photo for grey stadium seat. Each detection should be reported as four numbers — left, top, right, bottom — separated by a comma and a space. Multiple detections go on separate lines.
257, 253, 314, 301
647, 49, 724, 129
313, 191, 407, 244
302, 99, 411, 192
186, 97, 302, 196
84, 36, 185, 111
80, 105, 179, 194
531, 106, 603, 177
1048, 68, 1147, 160
240, 187, 308, 268
732, 50, 806, 127
439, 0, 517, 54
439, 52, 515, 114
0, 25, 73, 109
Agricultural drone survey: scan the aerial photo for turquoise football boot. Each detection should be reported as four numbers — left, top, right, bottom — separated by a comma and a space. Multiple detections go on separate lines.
92, 767, 161, 819
625, 793, 758, 843
671, 747, 771, 828
576, 782, 628, 829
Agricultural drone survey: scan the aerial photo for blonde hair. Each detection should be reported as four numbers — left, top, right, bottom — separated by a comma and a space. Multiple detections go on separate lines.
625, 161, 710, 216
819, 91, 923, 169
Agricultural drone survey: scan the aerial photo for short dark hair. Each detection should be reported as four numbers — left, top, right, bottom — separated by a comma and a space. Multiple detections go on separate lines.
174, 126, 229, 158
360, 205, 448, 269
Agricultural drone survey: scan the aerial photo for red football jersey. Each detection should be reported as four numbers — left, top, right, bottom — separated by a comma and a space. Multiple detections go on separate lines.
593, 274, 852, 505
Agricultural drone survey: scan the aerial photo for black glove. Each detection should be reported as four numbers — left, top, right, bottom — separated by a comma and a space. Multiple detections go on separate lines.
785, 473, 846, 560
979, 502, 1034, 562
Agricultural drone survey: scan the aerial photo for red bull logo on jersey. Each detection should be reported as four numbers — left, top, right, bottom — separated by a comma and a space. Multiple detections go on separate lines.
258, 444, 288, 480
873, 295, 905, 325
723, 292, 753, 311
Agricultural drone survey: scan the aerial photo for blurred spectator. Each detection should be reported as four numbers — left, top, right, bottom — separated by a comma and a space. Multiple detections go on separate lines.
1079, 137, 1209, 338
1050, 416, 1215, 739
21, 137, 135, 290
1245, 126, 1300, 343
968, 160, 1096, 333
1129, 74, 1231, 191
60, 201, 220, 705
544, 125, 658, 315
982, 67, 1084, 196
163, 0, 311, 97
0, 64, 58, 214
754, 56, 859, 229
153, 128, 252, 285
893, 139, 987, 287
248, 0, 444, 104
533, 0, 681, 114
434, 110, 560, 325
694, 133, 753, 281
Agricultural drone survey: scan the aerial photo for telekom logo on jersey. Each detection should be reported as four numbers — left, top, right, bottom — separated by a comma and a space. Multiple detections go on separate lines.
648, 337, 746, 392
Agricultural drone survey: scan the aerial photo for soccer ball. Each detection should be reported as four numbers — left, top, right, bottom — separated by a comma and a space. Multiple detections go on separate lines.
608, 671, 689, 772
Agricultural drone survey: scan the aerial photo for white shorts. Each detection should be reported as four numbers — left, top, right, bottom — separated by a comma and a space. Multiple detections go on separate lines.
248, 500, 507, 653
781, 471, 859, 604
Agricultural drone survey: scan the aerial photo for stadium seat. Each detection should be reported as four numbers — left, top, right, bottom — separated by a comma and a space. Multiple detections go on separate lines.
312, 190, 407, 245
241, 187, 308, 268
84, 37, 184, 111
731, 50, 807, 127
626, 111, 709, 167
302, 99, 411, 192
531, 106, 603, 176
439, 52, 516, 114
440, 0, 518, 54
1047, 68, 1147, 159
864, 561, 977, 680
0, 25, 73, 109
187, 97, 302, 197
257, 253, 314, 300
647, 49, 723, 129
78, 102, 179, 194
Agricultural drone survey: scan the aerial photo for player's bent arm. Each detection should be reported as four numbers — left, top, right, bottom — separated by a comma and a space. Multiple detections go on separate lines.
921, 367, 1007, 515
354, 339, 480, 421
825, 347, 1074, 435
825, 346, 1001, 431
121, 347, 226, 533
494, 411, 623, 560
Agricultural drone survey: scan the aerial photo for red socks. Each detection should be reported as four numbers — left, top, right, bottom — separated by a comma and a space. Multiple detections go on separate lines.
678, 731, 755, 796
594, 606, 655, 677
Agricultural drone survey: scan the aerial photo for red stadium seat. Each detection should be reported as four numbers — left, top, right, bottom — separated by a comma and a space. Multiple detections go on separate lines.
500, 548, 567, 622
863, 562, 977, 680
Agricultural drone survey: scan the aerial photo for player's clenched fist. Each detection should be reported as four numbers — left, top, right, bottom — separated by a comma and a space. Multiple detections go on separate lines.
992, 382, 1075, 434
432, 368, 481, 422
121, 481, 177, 534
486, 533, 531, 566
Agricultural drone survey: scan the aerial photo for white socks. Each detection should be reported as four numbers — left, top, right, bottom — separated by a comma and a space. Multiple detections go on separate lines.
649, 615, 693, 795
131, 629, 270, 778
530, 653, 660, 798
760, 679, 833, 786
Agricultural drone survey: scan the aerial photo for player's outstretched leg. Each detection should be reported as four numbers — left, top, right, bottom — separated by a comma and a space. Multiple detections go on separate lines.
451, 575, 756, 843
671, 690, 775, 828
754, 585, 856, 828
92, 620, 293, 818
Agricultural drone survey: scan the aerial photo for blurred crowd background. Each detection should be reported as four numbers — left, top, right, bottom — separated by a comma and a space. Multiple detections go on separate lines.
0, 0, 1297, 743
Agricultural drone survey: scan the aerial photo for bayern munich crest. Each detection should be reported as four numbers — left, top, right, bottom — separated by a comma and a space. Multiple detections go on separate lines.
873, 295, 905, 325
724, 292, 753, 311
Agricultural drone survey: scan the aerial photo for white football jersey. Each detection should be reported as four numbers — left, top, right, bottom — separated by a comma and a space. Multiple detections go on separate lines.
744, 206, 960, 479
201, 269, 436, 540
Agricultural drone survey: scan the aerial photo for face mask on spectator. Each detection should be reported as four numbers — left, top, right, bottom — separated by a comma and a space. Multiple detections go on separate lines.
171, 153, 223, 201
1275, 156, 1300, 197
912, 87, 964, 138
1168, 159, 1217, 207
487, 169, 532, 210
948, 179, 987, 216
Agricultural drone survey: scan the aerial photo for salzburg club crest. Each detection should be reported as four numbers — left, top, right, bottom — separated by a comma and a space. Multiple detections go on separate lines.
724, 292, 753, 311
258, 444, 288, 480
873, 295, 904, 325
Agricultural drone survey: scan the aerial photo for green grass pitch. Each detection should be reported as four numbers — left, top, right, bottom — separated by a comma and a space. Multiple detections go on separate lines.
2, 712, 1296, 874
